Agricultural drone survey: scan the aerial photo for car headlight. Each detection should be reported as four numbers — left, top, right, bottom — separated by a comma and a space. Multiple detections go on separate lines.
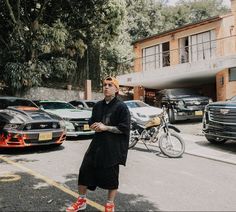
3, 123, 22, 130
59, 120, 66, 129
137, 113, 147, 118
208, 98, 213, 103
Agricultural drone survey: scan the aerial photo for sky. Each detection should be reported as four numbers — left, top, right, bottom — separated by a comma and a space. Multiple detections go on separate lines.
167, 0, 231, 7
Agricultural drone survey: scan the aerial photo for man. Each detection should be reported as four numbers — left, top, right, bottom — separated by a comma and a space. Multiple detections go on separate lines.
66, 76, 130, 212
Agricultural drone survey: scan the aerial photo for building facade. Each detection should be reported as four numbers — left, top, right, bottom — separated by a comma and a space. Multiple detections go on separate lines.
117, 0, 236, 103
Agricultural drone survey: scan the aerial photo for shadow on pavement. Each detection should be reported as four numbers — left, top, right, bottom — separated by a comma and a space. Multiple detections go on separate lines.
0, 144, 65, 155
173, 119, 202, 125
131, 145, 169, 158
196, 140, 236, 154
64, 173, 160, 211
0, 172, 75, 212
66, 135, 94, 141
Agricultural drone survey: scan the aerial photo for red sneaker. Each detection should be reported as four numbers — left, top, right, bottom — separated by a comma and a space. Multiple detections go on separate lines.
66, 197, 87, 212
105, 202, 115, 212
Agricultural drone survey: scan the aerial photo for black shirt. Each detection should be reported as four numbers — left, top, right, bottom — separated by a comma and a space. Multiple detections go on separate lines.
86, 97, 130, 168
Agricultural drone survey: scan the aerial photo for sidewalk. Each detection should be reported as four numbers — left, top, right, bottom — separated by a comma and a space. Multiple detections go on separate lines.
182, 133, 236, 165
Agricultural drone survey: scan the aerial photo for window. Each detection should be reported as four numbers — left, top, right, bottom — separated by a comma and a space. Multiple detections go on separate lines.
179, 37, 189, 63
142, 42, 170, 71
189, 30, 216, 62
229, 67, 236, 81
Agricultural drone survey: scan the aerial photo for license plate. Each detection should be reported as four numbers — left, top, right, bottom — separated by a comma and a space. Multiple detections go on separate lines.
83, 124, 90, 131
195, 111, 203, 116
39, 132, 52, 141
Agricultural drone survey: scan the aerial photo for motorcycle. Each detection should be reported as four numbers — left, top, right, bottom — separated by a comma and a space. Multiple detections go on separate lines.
129, 106, 185, 158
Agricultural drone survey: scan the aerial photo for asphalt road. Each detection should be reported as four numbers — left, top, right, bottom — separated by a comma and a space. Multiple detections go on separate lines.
1, 127, 236, 211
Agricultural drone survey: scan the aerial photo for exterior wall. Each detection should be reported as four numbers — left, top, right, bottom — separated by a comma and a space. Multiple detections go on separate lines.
133, 44, 142, 72
22, 87, 103, 102
218, 15, 235, 56
133, 86, 145, 100
216, 69, 236, 101
227, 76, 236, 99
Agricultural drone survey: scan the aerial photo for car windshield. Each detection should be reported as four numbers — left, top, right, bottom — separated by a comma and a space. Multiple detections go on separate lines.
86, 101, 97, 108
168, 89, 199, 97
0, 99, 37, 109
125, 101, 148, 108
39, 102, 76, 110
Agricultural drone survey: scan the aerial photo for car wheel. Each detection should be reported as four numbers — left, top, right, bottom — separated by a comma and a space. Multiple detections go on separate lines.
205, 135, 227, 144
168, 108, 176, 124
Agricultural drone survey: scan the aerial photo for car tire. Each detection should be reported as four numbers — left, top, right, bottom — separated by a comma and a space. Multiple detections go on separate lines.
205, 135, 227, 144
168, 108, 176, 124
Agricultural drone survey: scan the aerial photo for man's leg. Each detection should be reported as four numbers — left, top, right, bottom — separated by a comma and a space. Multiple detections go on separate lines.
79, 185, 87, 196
105, 189, 117, 211
107, 189, 117, 202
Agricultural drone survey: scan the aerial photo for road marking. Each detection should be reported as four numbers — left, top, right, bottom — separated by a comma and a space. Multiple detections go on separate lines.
0, 156, 104, 211
0, 173, 21, 182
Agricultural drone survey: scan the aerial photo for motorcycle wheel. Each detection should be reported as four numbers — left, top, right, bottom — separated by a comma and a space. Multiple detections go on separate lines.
129, 132, 139, 149
159, 132, 185, 158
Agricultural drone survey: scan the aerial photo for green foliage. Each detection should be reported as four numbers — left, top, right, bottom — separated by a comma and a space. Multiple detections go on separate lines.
0, 0, 230, 94
49, 57, 77, 83
3, 62, 45, 94
39, 20, 69, 53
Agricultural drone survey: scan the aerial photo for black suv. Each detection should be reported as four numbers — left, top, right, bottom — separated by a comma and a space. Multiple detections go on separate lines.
203, 95, 236, 144
156, 88, 211, 123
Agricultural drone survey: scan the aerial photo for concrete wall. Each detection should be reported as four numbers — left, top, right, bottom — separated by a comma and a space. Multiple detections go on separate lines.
216, 69, 236, 101
22, 87, 103, 101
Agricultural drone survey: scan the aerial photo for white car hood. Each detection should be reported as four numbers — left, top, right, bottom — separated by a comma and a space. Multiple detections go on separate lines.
129, 106, 163, 116
45, 109, 92, 119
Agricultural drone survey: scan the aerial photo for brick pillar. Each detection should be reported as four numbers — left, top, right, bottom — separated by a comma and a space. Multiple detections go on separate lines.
133, 86, 145, 101
84, 80, 92, 100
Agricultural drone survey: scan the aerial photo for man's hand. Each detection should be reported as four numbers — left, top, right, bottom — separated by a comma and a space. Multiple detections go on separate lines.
90, 122, 108, 132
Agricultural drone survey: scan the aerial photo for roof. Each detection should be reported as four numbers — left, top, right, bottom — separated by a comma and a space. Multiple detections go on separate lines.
133, 15, 222, 45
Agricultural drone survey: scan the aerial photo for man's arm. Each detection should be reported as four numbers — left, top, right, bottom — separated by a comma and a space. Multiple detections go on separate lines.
106, 126, 122, 134
90, 122, 122, 134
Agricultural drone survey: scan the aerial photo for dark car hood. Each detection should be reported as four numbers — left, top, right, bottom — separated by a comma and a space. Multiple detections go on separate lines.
171, 95, 209, 101
0, 107, 61, 124
208, 101, 236, 107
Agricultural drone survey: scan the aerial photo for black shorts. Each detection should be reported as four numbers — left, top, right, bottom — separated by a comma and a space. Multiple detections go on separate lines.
78, 156, 119, 191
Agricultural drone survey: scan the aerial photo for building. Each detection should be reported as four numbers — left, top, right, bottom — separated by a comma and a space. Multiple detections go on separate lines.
117, 0, 236, 104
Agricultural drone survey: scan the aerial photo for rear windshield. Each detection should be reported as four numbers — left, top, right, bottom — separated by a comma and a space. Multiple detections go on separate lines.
0, 99, 37, 109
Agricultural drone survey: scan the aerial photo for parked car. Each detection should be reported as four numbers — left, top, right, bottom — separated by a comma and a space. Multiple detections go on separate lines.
35, 100, 94, 137
0, 96, 66, 148
156, 88, 212, 123
202, 95, 236, 144
124, 100, 163, 124
69, 100, 98, 110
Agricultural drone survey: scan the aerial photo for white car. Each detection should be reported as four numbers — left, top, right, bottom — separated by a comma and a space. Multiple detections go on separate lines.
69, 100, 98, 110
124, 100, 163, 124
36, 100, 94, 137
